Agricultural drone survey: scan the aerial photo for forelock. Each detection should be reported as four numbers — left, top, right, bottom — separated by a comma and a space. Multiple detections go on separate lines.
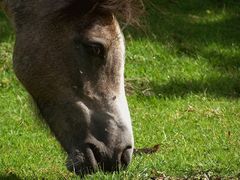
96, 0, 144, 25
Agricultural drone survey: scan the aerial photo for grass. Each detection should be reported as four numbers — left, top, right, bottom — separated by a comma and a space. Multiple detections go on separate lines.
0, 0, 240, 179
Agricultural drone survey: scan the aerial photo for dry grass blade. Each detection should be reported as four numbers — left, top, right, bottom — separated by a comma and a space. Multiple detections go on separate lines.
134, 144, 160, 155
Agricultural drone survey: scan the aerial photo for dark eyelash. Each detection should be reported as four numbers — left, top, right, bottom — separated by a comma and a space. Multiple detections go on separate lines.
83, 42, 106, 58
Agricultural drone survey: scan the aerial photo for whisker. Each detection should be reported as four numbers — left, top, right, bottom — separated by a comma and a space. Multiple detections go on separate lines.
66, 158, 82, 168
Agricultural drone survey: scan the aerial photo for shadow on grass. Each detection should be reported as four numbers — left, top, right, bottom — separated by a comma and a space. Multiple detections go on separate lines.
126, 0, 240, 99
129, 0, 240, 46
139, 0, 240, 56
0, 174, 21, 180
151, 77, 240, 98
127, 75, 240, 99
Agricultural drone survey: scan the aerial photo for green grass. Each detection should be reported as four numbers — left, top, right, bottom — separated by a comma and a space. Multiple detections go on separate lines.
1, 0, 240, 179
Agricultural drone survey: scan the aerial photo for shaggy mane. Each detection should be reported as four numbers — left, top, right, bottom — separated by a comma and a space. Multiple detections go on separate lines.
96, 0, 144, 25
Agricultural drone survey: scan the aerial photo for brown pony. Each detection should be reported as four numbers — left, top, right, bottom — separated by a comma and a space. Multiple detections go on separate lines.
0, 0, 142, 176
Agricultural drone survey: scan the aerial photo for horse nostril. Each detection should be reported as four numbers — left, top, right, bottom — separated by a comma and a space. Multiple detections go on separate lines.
121, 146, 133, 167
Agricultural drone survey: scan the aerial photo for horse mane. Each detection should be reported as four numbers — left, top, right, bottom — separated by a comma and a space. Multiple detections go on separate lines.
96, 0, 144, 25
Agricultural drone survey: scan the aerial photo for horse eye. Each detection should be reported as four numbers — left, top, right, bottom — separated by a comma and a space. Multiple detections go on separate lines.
85, 43, 105, 58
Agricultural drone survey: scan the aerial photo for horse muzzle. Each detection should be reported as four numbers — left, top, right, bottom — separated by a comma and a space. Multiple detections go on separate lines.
66, 142, 133, 175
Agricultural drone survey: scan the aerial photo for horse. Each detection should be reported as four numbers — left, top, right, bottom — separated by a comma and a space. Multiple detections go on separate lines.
0, 0, 141, 175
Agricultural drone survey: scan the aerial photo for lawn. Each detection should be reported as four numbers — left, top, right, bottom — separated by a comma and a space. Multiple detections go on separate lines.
0, 0, 240, 179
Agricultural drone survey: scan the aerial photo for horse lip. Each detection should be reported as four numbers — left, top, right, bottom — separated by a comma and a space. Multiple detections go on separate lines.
66, 149, 84, 174
66, 148, 98, 175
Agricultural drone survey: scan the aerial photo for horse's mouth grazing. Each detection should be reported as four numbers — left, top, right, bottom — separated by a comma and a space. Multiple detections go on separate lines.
66, 144, 132, 176
66, 148, 98, 175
